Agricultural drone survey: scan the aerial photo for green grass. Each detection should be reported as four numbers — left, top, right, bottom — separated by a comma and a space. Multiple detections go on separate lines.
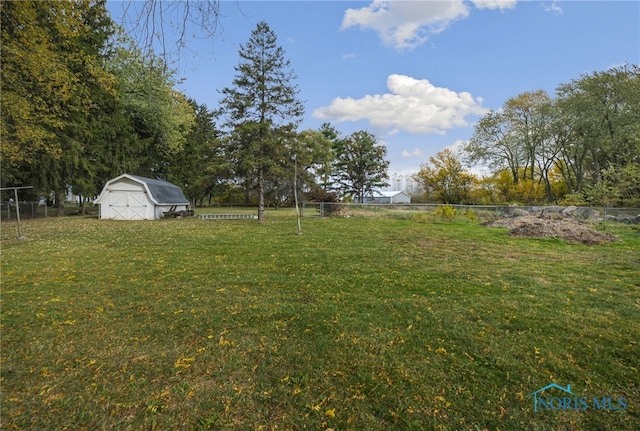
1, 211, 639, 430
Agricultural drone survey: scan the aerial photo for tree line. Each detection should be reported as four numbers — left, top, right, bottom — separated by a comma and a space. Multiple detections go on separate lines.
415, 65, 639, 207
1, 1, 389, 219
2, 1, 637, 215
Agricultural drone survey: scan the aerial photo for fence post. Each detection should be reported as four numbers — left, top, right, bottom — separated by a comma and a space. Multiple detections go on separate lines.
15, 192, 24, 239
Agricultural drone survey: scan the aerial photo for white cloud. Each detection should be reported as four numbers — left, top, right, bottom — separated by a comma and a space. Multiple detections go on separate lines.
341, 0, 470, 50
313, 74, 488, 135
542, 1, 563, 15
341, 0, 518, 50
401, 148, 424, 157
471, 0, 517, 10
445, 139, 467, 156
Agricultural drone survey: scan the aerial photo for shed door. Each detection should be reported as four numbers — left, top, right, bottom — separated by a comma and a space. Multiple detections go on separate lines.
109, 191, 148, 220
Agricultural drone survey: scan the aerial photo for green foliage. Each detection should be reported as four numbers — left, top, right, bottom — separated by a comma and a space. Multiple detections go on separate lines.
463, 208, 478, 221
559, 192, 588, 206
601, 164, 640, 207
432, 204, 457, 220
411, 206, 476, 223
293, 129, 334, 193
1, 0, 117, 210
465, 91, 556, 205
316, 123, 341, 191
560, 163, 640, 207
0, 1, 197, 213
305, 188, 343, 216
3, 1, 635, 215
218, 21, 304, 221
167, 99, 224, 205
414, 148, 477, 204
465, 111, 522, 185
410, 212, 430, 223
104, 42, 195, 179
465, 65, 640, 206
512, 179, 546, 205
331, 130, 390, 203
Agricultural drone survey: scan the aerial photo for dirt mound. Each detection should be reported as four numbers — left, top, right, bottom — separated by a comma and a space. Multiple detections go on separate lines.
485, 215, 617, 245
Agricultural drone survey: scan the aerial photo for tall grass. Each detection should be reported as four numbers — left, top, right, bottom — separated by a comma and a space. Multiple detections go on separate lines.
1, 212, 638, 430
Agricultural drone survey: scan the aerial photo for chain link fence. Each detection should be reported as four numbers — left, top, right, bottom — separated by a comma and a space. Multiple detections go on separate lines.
301, 202, 640, 224
0, 201, 50, 220
2, 200, 638, 225
0, 201, 102, 220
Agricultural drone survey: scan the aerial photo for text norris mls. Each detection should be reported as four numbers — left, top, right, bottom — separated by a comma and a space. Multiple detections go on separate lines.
528, 383, 627, 413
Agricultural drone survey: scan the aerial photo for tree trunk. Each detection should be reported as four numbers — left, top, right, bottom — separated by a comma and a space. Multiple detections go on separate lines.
55, 190, 65, 216
258, 167, 265, 222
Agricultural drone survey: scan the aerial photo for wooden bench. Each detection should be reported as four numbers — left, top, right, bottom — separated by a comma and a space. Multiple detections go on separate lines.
199, 214, 258, 220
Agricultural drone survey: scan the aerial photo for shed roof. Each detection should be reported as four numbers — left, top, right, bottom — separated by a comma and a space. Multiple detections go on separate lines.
96, 174, 189, 205
128, 175, 189, 205
375, 191, 409, 198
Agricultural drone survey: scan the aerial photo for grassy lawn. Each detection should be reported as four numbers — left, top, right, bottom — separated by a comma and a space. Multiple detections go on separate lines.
1, 211, 639, 430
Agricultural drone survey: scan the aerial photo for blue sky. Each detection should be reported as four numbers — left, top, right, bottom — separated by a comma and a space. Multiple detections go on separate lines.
108, 1, 639, 178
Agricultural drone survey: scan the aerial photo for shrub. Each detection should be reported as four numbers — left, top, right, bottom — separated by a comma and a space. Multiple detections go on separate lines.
305, 189, 343, 217
410, 212, 430, 223
432, 204, 457, 220
463, 209, 478, 221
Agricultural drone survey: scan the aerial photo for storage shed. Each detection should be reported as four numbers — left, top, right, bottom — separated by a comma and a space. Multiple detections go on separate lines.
364, 191, 411, 204
95, 174, 190, 220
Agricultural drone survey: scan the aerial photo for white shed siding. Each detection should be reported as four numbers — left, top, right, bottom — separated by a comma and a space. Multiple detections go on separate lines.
95, 174, 189, 220
389, 192, 411, 204
364, 191, 411, 204
154, 204, 183, 220
99, 178, 154, 220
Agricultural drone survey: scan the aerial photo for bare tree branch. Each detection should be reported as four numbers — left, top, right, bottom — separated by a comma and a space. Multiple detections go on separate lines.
116, 1, 231, 65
